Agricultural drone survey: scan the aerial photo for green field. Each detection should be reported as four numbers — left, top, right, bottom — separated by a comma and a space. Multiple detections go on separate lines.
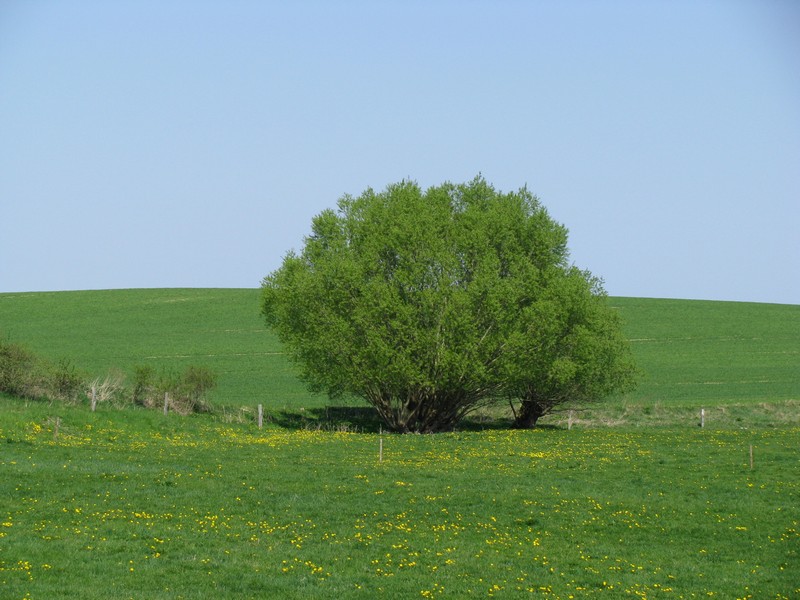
611, 297, 800, 408
1, 289, 798, 598
1, 289, 798, 421
1, 403, 797, 599
0, 289, 310, 411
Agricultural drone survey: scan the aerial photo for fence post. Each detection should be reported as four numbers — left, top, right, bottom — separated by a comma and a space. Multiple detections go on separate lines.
163, 392, 169, 416
258, 404, 263, 429
700, 408, 705, 428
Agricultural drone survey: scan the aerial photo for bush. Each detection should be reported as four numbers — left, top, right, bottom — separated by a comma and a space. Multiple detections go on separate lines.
0, 336, 216, 414
174, 365, 216, 414
132, 364, 157, 408
0, 339, 37, 398
50, 358, 84, 403
131, 364, 217, 414
0, 338, 87, 403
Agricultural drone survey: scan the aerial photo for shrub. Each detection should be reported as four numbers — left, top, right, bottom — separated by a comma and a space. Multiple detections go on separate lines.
0, 335, 216, 414
173, 365, 216, 414
0, 338, 86, 403
0, 339, 37, 398
132, 364, 157, 408
131, 364, 217, 414
50, 358, 84, 403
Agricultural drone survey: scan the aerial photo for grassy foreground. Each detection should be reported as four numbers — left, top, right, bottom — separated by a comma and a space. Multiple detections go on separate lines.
1, 402, 797, 599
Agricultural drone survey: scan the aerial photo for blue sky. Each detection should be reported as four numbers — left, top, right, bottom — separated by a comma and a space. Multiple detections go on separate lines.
1, 1, 798, 303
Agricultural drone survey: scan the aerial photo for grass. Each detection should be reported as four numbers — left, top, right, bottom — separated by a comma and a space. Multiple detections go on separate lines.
1, 402, 797, 599
1, 289, 798, 598
609, 297, 800, 408
0, 289, 313, 411
0, 290, 798, 424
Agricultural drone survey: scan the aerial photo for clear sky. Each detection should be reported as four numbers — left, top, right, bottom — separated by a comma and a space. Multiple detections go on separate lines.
1, 1, 798, 304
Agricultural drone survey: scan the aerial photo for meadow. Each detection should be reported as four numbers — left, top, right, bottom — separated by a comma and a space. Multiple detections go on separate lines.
1, 289, 798, 598
1, 402, 797, 599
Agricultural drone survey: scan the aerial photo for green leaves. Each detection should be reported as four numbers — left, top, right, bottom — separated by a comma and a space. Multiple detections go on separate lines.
262, 177, 637, 431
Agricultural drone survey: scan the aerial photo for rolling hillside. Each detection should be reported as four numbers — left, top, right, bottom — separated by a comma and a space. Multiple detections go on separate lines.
1, 289, 797, 412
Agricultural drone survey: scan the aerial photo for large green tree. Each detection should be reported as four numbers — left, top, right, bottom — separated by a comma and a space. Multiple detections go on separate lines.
261, 177, 636, 432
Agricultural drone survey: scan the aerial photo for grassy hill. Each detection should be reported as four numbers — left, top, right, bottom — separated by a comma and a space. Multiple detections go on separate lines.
1, 289, 798, 420
609, 297, 799, 406
0, 288, 310, 410
1, 290, 798, 598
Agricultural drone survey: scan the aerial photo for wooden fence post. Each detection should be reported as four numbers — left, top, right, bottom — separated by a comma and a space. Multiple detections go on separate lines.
700, 408, 705, 428
258, 404, 263, 429
163, 392, 169, 416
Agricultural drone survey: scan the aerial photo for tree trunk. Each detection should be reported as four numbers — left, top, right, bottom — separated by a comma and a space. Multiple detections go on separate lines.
372, 390, 470, 433
514, 399, 546, 429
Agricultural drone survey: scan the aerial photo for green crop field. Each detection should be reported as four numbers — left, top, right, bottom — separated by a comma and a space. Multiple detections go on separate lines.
610, 297, 800, 408
0, 289, 312, 411
1, 289, 798, 421
1, 289, 798, 598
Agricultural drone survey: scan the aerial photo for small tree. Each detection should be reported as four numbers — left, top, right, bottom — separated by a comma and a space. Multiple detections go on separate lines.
262, 177, 637, 432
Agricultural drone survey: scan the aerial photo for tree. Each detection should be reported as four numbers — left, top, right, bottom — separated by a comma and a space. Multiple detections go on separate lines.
261, 177, 637, 432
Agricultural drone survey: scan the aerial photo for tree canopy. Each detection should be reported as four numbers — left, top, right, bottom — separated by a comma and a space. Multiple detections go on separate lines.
261, 177, 637, 432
